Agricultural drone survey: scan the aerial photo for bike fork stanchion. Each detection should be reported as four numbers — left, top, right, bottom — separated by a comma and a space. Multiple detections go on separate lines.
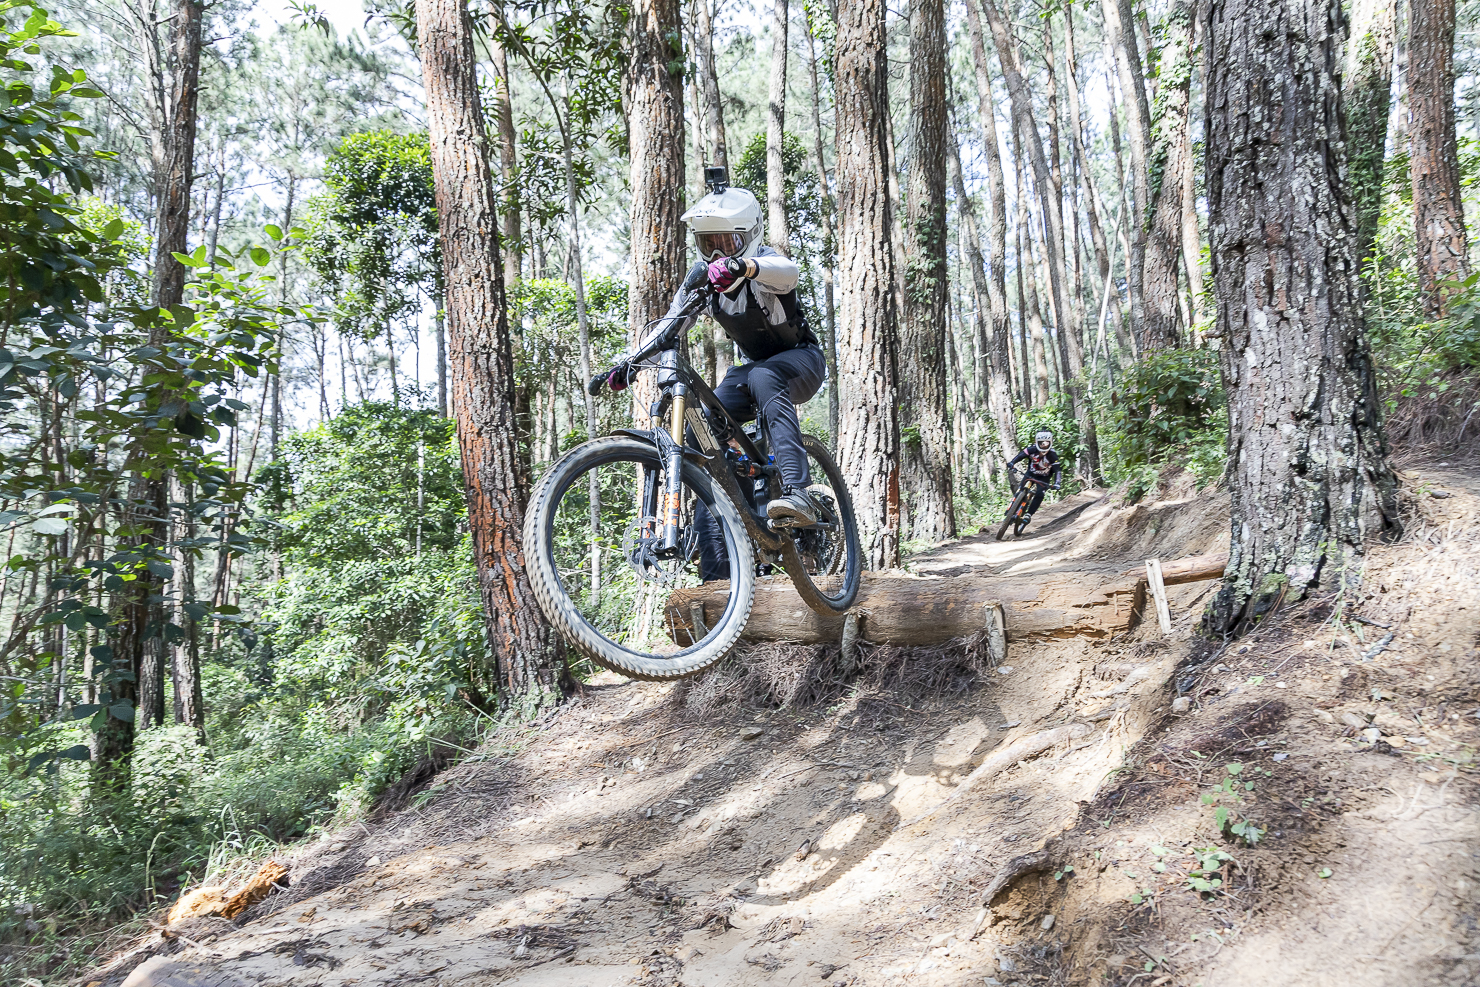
661, 350, 687, 553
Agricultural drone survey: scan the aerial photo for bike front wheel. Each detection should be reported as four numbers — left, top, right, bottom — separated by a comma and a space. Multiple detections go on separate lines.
523, 436, 755, 681
780, 435, 863, 615
996, 488, 1027, 542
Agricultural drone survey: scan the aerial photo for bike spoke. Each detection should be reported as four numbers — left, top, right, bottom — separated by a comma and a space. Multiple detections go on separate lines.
545, 454, 745, 660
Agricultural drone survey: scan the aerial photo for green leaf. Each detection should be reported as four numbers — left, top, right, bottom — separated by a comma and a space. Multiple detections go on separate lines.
1225, 763, 1243, 775
108, 701, 135, 722
250, 245, 271, 267
265, 223, 283, 241
32, 517, 68, 534
1318, 867, 1332, 879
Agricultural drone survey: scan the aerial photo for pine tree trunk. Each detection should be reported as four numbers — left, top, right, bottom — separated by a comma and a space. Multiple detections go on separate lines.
1063, 8, 1129, 359
417, 0, 564, 700
172, 478, 204, 738
626, 0, 688, 419
900, 0, 955, 542
1204, 0, 1402, 635
835, 0, 902, 569
1141, 0, 1193, 351
151, 0, 203, 310
981, 0, 1099, 477
803, 16, 840, 446
767, 0, 790, 252
121, 0, 205, 756
693, 0, 729, 167
1408, 0, 1469, 318
961, 0, 1018, 459
491, 40, 522, 289
949, 142, 1017, 466
1101, 0, 1151, 341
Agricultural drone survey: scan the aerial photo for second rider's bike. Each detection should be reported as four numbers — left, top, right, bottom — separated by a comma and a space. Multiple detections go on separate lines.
995, 468, 1049, 542
522, 265, 863, 681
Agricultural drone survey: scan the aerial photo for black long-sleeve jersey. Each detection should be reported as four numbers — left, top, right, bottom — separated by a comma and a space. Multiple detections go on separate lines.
1008, 445, 1061, 483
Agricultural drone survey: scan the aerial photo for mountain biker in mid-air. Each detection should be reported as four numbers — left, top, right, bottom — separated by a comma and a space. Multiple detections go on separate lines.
659, 168, 825, 580
1006, 430, 1062, 525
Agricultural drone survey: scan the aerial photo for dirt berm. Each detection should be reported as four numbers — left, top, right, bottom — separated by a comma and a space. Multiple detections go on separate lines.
87, 466, 1480, 987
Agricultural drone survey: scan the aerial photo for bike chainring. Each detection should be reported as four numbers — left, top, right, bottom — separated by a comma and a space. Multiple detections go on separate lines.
621, 515, 697, 588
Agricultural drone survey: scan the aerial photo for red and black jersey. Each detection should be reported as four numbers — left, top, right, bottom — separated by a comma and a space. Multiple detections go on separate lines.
1008, 445, 1061, 481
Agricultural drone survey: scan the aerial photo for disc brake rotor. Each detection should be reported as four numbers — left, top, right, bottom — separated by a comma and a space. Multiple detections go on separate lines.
621, 515, 696, 588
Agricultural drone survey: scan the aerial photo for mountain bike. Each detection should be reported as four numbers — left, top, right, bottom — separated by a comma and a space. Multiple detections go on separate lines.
995, 469, 1050, 542
522, 265, 863, 681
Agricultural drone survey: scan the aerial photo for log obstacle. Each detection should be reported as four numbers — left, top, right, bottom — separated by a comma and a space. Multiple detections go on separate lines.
663, 551, 1228, 647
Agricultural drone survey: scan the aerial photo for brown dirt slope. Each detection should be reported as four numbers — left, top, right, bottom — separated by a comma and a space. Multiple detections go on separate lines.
86, 470, 1480, 987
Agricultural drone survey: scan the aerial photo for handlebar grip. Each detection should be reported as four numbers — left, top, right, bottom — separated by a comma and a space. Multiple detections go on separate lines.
587, 372, 607, 396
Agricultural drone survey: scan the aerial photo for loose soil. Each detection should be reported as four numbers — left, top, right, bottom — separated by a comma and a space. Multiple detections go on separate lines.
85, 466, 1480, 987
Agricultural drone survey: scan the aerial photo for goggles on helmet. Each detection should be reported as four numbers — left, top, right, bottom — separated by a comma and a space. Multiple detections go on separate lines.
695, 231, 746, 262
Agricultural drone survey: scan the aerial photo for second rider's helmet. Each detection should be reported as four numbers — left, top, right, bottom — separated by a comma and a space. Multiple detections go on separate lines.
1035, 431, 1054, 451
681, 167, 764, 262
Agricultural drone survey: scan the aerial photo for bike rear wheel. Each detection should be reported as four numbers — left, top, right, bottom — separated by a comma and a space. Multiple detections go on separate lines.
780, 435, 863, 615
523, 436, 755, 681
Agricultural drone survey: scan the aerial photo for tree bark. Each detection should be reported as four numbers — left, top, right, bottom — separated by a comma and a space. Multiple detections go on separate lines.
1408, 0, 1469, 317
1063, 8, 1129, 359
900, 0, 954, 542
803, 15, 840, 446
1141, 0, 1194, 351
835, 0, 902, 569
692, 0, 729, 168
1343, 0, 1397, 268
417, 0, 564, 699
491, 39, 522, 291
1203, 0, 1402, 635
150, 0, 203, 309
949, 144, 1017, 467
1101, 0, 1151, 341
767, 0, 791, 252
626, 0, 688, 420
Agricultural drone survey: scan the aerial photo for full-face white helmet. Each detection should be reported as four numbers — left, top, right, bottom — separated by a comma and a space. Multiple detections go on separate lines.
681, 169, 763, 262
1035, 430, 1053, 451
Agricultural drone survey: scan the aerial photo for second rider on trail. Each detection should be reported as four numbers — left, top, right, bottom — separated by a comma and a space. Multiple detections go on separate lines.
664, 168, 826, 581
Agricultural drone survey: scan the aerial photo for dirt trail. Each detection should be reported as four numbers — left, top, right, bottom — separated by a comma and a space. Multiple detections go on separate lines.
90, 473, 1480, 987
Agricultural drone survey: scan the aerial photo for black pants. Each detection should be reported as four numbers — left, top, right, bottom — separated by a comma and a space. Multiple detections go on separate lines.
1022, 476, 1050, 515
697, 344, 826, 581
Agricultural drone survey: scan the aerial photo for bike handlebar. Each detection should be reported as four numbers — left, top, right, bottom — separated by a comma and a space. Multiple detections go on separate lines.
587, 283, 713, 396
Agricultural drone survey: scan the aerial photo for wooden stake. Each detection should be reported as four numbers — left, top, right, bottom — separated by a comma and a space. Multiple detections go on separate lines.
1145, 558, 1172, 635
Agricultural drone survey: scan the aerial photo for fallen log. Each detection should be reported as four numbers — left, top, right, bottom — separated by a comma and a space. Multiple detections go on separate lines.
663, 551, 1227, 647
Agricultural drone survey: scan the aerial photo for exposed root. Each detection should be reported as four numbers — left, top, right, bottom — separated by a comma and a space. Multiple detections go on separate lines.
967, 850, 1055, 940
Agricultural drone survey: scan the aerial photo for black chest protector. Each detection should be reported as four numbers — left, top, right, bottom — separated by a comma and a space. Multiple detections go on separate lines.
708, 281, 818, 362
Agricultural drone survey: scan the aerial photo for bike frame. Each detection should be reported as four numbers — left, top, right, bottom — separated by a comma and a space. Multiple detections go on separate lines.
599, 285, 796, 562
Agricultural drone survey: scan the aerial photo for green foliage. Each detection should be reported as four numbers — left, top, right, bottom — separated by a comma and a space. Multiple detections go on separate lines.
1199, 762, 1267, 847
306, 130, 439, 343
1100, 349, 1226, 498
1186, 847, 1232, 893
1015, 398, 1080, 462
733, 131, 824, 254
271, 403, 462, 562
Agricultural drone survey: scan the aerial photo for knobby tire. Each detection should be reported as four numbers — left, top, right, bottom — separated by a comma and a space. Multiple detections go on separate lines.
523, 436, 756, 681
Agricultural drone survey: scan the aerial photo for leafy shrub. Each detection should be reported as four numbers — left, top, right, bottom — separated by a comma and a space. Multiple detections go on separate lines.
1102, 348, 1227, 497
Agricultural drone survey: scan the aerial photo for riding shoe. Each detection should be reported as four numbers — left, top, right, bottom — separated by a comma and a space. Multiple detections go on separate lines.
767, 490, 817, 526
